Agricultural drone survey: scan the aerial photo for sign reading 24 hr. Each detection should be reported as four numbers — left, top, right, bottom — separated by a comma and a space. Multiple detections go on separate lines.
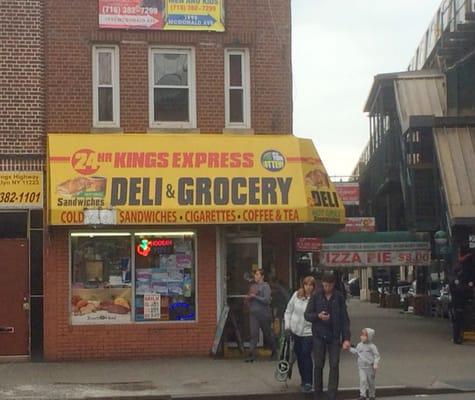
48, 134, 346, 226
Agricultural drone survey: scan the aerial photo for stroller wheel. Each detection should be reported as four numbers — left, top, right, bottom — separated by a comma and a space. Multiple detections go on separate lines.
274, 368, 288, 382
277, 360, 290, 374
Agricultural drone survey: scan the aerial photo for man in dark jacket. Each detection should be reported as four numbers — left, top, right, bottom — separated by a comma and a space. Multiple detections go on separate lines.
305, 272, 351, 400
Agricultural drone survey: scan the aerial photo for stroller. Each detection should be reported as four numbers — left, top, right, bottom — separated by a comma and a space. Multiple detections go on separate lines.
274, 332, 296, 385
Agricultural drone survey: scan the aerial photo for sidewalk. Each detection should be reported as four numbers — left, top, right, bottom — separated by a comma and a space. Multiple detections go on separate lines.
1, 300, 474, 399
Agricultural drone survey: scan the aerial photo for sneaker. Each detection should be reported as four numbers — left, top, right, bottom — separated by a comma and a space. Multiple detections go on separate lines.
301, 383, 313, 393
244, 355, 255, 363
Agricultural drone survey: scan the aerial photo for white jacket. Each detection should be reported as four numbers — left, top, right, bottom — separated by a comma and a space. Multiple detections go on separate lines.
284, 291, 313, 337
350, 328, 381, 369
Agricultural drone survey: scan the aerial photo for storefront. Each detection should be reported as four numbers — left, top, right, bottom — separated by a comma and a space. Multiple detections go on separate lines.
44, 134, 345, 360
319, 232, 431, 300
0, 163, 44, 360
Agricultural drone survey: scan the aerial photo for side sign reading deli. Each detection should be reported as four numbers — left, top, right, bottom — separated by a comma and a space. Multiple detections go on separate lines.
47, 134, 346, 226
320, 242, 431, 267
99, 0, 225, 32
0, 172, 43, 209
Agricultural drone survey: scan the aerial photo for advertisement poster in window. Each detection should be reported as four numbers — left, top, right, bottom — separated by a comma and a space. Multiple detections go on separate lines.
99, 0, 225, 32
48, 134, 346, 227
71, 234, 133, 325
144, 294, 161, 320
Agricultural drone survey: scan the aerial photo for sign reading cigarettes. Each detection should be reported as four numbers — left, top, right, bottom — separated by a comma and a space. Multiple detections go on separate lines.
48, 134, 346, 226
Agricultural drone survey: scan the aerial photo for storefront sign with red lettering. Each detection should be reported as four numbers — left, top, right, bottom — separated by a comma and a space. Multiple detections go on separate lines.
320, 242, 430, 267
334, 182, 359, 205
296, 237, 322, 252
341, 217, 375, 232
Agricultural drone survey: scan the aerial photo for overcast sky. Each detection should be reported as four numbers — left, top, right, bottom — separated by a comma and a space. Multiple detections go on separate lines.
292, 0, 442, 177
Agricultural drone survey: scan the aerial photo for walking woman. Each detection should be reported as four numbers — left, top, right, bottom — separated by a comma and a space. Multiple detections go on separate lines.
246, 269, 277, 362
284, 276, 317, 393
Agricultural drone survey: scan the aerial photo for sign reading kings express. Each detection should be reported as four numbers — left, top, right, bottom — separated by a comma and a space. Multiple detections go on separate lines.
48, 134, 346, 226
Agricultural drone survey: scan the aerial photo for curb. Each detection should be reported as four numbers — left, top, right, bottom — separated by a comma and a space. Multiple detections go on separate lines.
82, 386, 474, 400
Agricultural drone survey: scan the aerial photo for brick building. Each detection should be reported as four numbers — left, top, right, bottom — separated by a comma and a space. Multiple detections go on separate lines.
0, 0, 45, 360
1, 1, 345, 361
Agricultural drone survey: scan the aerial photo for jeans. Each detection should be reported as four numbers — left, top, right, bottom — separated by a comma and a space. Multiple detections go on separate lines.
313, 336, 341, 400
249, 312, 276, 356
293, 335, 313, 386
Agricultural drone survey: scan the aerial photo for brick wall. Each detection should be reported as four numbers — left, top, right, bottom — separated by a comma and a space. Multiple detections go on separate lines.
45, 0, 292, 134
0, 1, 44, 155
44, 225, 217, 360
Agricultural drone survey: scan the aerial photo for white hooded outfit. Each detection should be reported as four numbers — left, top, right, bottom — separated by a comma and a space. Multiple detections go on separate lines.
350, 328, 381, 398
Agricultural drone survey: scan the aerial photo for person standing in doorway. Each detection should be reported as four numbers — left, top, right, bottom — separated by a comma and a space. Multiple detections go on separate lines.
284, 276, 317, 393
245, 269, 277, 362
305, 271, 351, 400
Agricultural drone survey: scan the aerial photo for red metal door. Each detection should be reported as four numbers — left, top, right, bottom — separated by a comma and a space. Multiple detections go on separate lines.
0, 239, 29, 356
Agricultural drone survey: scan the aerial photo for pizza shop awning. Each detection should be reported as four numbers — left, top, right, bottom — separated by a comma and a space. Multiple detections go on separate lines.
47, 134, 345, 231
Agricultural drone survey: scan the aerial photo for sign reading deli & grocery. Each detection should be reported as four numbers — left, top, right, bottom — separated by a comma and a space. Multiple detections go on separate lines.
47, 134, 345, 226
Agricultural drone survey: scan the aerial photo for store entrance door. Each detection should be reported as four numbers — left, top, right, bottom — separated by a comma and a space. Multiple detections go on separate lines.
226, 237, 262, 347
0, 239, 29, 356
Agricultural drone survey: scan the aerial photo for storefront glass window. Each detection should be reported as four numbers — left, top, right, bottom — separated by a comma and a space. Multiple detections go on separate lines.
134, 232, 196, 322
70, 231, 196, 325
71, 233, 132, 325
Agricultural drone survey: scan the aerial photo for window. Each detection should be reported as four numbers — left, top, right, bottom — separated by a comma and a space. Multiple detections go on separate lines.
70, 232, 197, 325
92, 46, 120, 128
134, 233, 196, 322
71, 233, 132, 325
225, 49, 251, 129
149, 48, 196, 128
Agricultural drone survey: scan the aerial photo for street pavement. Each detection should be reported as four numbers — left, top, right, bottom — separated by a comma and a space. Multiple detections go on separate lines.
0, 300, 474, 399
382, 395, 475, 400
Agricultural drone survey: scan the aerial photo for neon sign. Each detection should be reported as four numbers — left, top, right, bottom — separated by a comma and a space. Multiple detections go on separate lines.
136, 239, 174, 257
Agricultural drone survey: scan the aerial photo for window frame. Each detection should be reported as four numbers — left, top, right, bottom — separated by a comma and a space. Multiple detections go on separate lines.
92, 45, 121, 129
149, 47, 197, 129
225, 48, 251, 129
69, 230, 199, 326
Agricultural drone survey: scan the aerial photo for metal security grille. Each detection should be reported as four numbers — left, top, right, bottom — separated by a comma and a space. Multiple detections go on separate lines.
0, 156, 44, 172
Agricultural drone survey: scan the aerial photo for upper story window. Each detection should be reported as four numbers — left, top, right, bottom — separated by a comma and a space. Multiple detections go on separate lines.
92, 46, 120, 128
225, 49, 251, 129
149, 47, 196, 129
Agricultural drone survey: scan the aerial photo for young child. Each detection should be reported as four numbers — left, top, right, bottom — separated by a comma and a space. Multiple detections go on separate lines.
350, 328, 381, 400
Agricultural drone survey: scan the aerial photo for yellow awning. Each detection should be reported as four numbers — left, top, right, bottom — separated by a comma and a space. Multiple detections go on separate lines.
47, 134, 345, 229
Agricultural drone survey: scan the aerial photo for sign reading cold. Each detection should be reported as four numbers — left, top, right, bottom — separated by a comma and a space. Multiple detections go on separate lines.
99, 0, 225, 31
47, 134, 346, 226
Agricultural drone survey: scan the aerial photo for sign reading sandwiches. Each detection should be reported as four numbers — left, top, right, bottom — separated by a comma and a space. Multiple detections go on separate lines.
47, 134, 346, 226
